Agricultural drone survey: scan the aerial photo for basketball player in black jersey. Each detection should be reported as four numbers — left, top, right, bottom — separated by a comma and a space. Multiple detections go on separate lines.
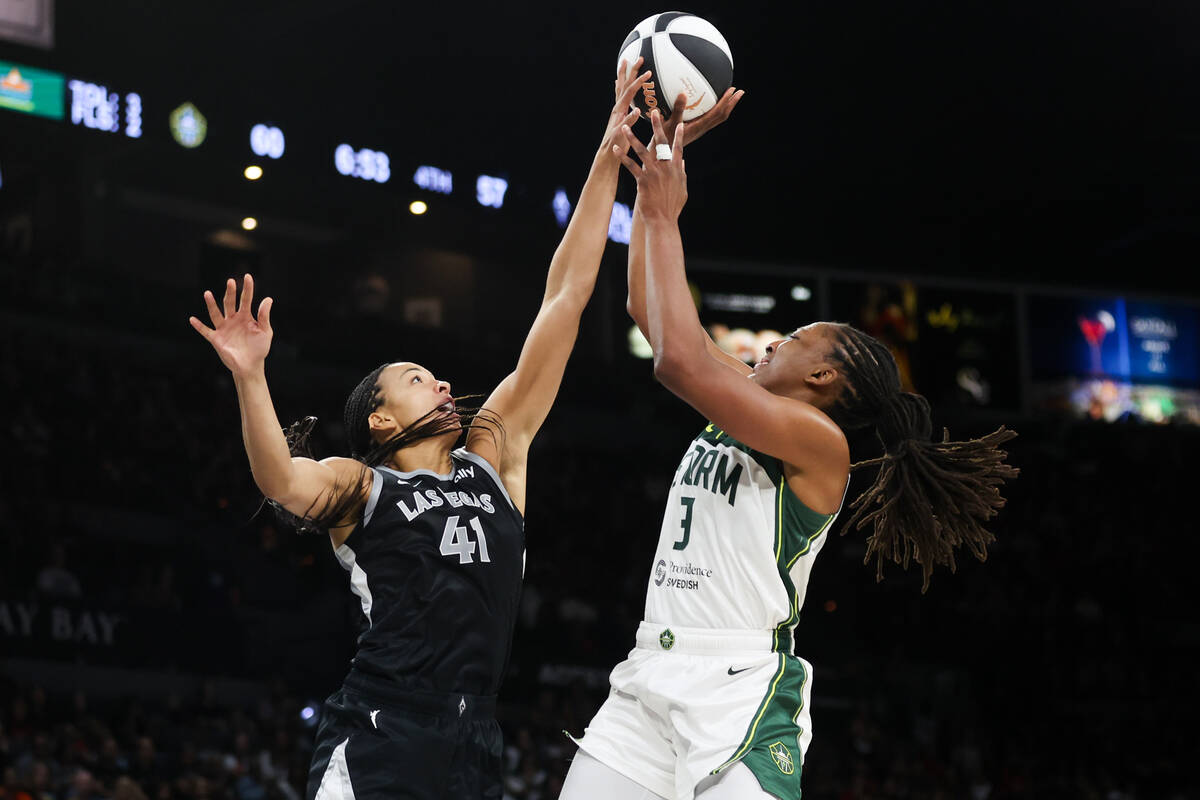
189, 61, 654, 800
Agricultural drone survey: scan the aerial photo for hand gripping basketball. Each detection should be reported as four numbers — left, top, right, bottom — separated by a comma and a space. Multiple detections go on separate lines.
662, 86, 745, 148
603, 58, 652, 159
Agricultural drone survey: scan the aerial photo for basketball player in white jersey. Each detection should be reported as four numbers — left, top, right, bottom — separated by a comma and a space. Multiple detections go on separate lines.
560, 107, 1017, 800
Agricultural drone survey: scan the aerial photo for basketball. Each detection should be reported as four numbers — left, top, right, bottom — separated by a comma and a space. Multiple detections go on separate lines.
617, 12, 734, 122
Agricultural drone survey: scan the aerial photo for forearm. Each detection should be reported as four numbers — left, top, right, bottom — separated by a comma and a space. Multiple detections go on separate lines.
232, 368, 296, 500
643, 217, 709, 373
626, 195, 649, 330
542, 147, 621, 306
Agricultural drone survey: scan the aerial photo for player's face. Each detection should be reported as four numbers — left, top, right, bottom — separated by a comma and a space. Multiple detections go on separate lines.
749, 323, 840, 403
373, 362, 459, 434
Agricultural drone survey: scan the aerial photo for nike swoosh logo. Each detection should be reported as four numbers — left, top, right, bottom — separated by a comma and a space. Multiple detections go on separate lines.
685, 93, 707, 111
728, 667, 752, 676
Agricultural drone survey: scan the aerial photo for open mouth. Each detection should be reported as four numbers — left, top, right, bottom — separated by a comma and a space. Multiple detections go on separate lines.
437, 401, 458, 417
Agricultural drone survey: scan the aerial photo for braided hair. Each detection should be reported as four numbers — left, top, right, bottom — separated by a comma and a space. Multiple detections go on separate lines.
274, 362, 504, 534
822, 323, 1018, 592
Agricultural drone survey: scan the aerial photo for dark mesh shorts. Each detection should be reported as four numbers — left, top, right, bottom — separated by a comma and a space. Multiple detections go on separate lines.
306, 672, 502, 800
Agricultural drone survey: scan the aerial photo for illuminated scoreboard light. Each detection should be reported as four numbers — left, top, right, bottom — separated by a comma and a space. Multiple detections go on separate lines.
335, 143, 390, 183
250, 124, 285, 159
414, 165, 452, 194
126, 93, 142, 137
608, 201, 632, 244
552, 189, 571, 227
476, 175, 508, 209
67, 79, 142, 138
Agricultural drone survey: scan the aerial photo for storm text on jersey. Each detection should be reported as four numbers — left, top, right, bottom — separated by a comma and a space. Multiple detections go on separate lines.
672, 441, 743, 506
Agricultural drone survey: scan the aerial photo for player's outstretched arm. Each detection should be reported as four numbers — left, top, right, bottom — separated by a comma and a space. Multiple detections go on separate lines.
625, 89, 749, 376
189, 274, 367, 524
614, 115, 848, 488
467, 62, 650, 513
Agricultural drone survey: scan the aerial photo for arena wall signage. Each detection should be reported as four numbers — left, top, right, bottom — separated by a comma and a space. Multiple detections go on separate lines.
0, 599, 125, 650
0, 60, 64, 119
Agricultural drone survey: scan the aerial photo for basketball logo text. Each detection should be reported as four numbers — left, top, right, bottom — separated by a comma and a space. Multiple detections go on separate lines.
642, 81, 658, 110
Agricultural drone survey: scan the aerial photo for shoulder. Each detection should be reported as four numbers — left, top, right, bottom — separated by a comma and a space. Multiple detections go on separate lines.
455, 448, 523, 518
709, 417, 848, 515
319, 456, 374, 488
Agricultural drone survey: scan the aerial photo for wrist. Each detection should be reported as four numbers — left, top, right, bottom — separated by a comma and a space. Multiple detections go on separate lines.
640, 210, 680, 227
233, 364, 268, 386
594, 139, 622, 167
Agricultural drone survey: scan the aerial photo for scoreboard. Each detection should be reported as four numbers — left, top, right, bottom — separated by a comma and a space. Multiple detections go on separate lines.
0, 57, 627, 242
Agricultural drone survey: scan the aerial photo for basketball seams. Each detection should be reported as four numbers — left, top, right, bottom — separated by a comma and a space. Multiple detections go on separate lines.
648, 32, 718, 121
664, 15, 733, 63
617, 12, 732, 120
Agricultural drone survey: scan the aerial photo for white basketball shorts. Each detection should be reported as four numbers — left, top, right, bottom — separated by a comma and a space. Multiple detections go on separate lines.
571, 622, 814, 800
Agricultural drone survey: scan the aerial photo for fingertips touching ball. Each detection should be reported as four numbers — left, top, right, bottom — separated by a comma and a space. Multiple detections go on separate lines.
617, 11, 733, 122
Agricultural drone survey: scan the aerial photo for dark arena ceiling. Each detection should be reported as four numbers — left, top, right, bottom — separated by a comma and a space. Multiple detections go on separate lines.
4, 0, 1200, 294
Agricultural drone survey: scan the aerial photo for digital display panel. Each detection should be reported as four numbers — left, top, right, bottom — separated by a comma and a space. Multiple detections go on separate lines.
1126, 301, 1199, 385
0, 60, 64, 119
552, 189, 571, 227
335, 144, 390, 183
1029, 295, 1200, 424
250, 124, 285, 158
414, 165, 452, 194
607, 201, 631, 244
1029, 296, 1199, 387
829, 280, 1021, 410
67, 79, 141, 137
475, 174, 508, 208
688, 267, 821, 364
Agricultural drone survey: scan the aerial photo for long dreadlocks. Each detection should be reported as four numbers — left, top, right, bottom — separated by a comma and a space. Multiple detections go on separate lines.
272, 362, 504, 534
822, 324, 1018, 592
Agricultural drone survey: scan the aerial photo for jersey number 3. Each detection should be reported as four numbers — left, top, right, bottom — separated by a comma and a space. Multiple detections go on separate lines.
440, 515, 492, 564
674, 497, 695, 551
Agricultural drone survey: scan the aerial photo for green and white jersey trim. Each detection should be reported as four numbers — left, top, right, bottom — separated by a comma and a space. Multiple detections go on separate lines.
643, 425, 842, 651
711, 652, 815, 798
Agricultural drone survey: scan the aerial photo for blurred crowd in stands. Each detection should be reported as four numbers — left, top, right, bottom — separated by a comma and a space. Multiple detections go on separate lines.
2, 267, 1197, 799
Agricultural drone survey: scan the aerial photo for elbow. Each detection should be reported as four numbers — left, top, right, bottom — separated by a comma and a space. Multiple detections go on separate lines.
626, 297, 648, 330
546, 286, 591, 316
255, 478, 291, 505
652, 348, 690, 388
251, 468, 296, 506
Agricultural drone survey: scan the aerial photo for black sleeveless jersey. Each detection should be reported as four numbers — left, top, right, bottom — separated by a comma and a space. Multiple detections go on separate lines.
332, 448, 525, 696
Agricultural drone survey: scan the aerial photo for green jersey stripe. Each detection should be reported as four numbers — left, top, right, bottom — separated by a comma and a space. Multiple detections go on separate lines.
773, 475, 798, 652
785, 513, 835, 569
712, 653, 787, 774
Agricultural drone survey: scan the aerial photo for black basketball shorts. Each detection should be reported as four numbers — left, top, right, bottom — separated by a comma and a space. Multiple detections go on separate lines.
306, 671, 502, 800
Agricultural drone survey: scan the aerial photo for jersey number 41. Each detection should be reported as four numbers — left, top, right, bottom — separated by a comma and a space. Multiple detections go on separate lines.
440, 515, 492, 564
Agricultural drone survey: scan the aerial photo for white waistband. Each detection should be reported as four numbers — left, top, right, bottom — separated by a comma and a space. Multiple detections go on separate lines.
635, 621, 778, 655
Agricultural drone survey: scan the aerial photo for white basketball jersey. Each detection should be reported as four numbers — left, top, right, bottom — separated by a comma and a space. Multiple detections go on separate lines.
643, 424, 842, 653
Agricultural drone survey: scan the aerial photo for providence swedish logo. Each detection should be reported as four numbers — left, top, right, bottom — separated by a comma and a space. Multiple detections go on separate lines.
768, 741, 794, 775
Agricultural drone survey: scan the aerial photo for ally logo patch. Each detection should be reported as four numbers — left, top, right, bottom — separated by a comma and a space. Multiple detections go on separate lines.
768, 741, 794, 775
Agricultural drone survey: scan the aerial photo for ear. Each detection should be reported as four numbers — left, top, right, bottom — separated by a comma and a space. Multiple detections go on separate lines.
804, 367, 838, 388
368, 410, 397, 435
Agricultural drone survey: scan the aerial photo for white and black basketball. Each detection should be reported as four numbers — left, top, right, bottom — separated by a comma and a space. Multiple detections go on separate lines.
617, 12, 733, 122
